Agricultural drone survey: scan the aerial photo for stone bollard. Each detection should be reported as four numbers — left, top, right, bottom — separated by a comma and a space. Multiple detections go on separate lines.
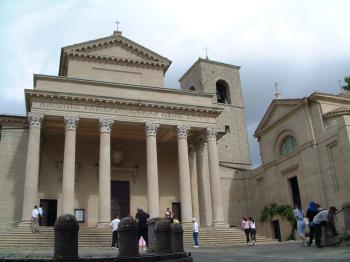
342, 202, 350, 232
147, 217, 162, 253
154, 218, 172, 253
171, 223, 184, 252
117, 217, 139, 258
53, 214, 79, 260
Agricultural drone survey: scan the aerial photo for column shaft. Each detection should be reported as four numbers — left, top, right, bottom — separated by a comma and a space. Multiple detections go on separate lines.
189, 146, 200, 224
98, 119, 113, 226
145, 122, 160, 218
176, 125, 193, 224
21, 113, 43, 222
62, 116, 78, 215
207, 128, 226, 226
196, 142, 213, 226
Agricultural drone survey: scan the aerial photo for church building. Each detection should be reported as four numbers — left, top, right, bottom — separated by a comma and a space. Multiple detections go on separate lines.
0, 30, 250, 230
1, 31, 349, 242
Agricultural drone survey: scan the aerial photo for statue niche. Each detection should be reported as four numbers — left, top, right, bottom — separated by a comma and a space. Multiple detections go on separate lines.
111, 144, 124, 166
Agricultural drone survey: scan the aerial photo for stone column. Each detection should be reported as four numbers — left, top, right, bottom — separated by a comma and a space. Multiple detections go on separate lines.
206, 128, 226, 226
176, 125, 193, 224
61, 116, 79, 215
21, 113, 44, 223
98, 119, 114, 227
196, 138, 212, 227
189, 145, 200, 224
145, 122, 160, 218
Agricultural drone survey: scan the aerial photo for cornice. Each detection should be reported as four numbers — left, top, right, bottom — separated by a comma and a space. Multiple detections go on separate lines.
254, 98, 304, 138
0, 114, 28, 126
33, 74, 215, 98
25, 89, 223, 117
66, 51, 169, 70
323, 107, 350, 119
309, 91, 350, 103
59, 33, 171, 76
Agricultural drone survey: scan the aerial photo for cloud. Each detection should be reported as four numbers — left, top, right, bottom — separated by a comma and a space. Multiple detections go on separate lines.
1, 0, 350, 166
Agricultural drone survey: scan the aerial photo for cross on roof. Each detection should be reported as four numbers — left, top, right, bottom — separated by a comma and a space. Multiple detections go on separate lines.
204, 46, 210, 60
115, 20, 120, 31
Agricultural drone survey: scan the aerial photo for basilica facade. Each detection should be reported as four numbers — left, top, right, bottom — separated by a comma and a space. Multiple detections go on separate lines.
0, 31, 250, 229
1, 31, 349, 240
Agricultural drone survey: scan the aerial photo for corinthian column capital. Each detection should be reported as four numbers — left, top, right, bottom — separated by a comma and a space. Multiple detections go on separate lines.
64, 116, 79, 131
99, 119, 114, 133
144, 122, 160, 136
176, 125, 190, 139
206, 127, 217, 140
28, 112, 44, 128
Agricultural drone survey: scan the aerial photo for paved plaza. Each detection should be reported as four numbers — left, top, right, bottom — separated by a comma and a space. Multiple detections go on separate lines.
0, 242, 350, 261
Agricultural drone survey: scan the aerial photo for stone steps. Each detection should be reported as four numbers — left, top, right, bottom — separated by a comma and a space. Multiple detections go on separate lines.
182, 227, 274, 246
0, 226, 274, 248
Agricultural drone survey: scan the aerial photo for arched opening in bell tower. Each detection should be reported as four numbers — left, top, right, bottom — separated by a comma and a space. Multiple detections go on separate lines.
216, 80, 231, 104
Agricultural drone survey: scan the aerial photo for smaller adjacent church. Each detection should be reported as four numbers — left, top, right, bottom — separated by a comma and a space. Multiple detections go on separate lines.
1, 30, 349, 241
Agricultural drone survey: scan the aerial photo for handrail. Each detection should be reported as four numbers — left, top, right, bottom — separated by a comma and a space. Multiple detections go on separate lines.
1, 219, 22, 233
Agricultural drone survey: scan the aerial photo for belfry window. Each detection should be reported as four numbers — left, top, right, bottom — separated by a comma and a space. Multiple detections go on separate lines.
216, 80, 230, 104
280, 135, 297, 156
189, 85, 196, 91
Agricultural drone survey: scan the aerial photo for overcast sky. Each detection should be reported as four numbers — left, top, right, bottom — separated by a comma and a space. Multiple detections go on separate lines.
1, 0, 349, 167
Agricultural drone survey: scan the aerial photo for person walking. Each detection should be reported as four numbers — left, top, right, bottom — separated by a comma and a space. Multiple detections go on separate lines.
31, 206, 40, 233
135, 208, 150, 247
38, 205, 44, 226
111, 215, 120, 250
313, 206, 338, 248
248, 217, 256, 245
192, 218, 199, 248
293, 204, 307, 246
241, 217, 250, 243
306, 201, 320, 246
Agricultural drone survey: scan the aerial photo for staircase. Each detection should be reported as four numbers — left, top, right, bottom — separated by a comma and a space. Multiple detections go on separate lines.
183, 227, 274, 246
0, 226, 274, 249
0, 227, 111, 248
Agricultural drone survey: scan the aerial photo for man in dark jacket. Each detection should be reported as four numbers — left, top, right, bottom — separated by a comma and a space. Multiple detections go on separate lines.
306, 201, 320, 246
135, 207, 150, 247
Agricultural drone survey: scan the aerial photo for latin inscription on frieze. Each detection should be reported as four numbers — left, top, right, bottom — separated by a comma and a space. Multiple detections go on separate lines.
33, 102, 215, 124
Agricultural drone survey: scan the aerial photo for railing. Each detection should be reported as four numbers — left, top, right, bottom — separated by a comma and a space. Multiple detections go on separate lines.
1, 219, 22, 233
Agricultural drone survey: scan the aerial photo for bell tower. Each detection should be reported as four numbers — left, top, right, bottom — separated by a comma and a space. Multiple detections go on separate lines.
179, 58, 251, 169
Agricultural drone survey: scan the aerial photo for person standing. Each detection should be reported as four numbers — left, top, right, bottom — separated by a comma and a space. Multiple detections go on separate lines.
293, 204, 307, 245
192, 218, 199, 248
313, 206, 338, 248
135, 208, 150, 247
165, 207, 172, 220
38, 205, 44, 226
248, 217, 256, 245
241, 217, 250, 243
306, 201, 320, 246
111, 215, 120, 250
31, 206, 40, 233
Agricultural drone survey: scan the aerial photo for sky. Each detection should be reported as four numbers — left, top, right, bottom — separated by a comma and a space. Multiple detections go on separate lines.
0, 0, 349, 167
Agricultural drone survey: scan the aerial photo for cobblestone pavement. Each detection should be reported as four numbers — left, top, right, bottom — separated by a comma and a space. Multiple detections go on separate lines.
188, 242, 350, 261
0, 242, 350, 261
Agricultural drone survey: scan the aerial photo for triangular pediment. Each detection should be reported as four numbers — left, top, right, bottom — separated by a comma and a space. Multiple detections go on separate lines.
59, 32, 171, 76
254, 99, 303, 138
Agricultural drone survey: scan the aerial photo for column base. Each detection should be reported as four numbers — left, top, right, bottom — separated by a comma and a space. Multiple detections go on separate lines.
96, 222, 110, 228
212, 221, 229, 228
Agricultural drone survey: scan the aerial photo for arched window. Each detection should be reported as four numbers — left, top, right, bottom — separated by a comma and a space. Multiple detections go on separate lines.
280, 135, 297, 156
189, 85, 196, 91
216, 80, 230, 104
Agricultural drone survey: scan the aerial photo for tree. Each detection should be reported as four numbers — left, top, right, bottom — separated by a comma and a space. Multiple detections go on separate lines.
260, 202, 295, 240
343, 76, 350, 91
